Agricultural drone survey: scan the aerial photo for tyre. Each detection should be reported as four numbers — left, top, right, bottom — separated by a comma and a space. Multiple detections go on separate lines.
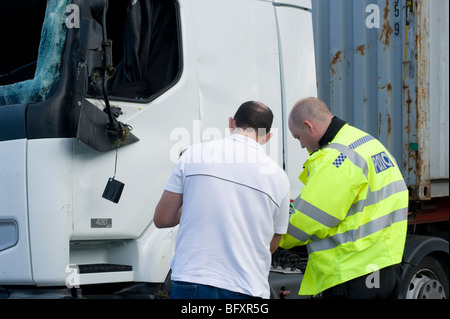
403, 255, 449, 299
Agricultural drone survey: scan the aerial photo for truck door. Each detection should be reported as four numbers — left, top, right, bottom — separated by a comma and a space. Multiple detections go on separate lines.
274, 1, 318, 198
1, 0, 199, 287
188, 0, 283, 166
71, 0, 197, 241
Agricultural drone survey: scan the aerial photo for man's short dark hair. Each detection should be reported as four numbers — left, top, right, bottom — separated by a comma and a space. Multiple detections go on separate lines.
233, 101, 274, 135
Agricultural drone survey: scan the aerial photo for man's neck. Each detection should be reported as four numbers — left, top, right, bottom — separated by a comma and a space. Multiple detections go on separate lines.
232, 128, 261, 144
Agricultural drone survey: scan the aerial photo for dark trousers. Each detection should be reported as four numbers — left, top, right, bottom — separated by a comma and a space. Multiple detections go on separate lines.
170, 281, 262, 299
321, 263, 402, 299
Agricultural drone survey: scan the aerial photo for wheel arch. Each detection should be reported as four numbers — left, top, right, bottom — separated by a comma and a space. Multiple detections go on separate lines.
403, 235, 449, 267
398, 235, 449, 299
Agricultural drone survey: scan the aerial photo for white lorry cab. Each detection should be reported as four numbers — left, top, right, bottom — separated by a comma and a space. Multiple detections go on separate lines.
0, 0, 315, 298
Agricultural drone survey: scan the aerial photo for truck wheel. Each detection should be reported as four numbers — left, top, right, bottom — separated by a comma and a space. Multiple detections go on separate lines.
404, 256, 448, 299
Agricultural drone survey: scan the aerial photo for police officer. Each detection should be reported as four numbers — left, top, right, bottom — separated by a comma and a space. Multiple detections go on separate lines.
280, 97, 408, 299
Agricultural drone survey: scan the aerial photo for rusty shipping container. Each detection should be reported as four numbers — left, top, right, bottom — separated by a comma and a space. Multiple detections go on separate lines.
311, 0, 449, 204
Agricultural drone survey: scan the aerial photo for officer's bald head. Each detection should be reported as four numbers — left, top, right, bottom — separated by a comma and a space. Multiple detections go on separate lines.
288, 97, 334, 152
289, 97, 333, 127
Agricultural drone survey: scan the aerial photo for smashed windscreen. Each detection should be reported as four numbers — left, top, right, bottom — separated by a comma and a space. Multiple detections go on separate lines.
0, 0, 181, 106
0, 0, 68, 106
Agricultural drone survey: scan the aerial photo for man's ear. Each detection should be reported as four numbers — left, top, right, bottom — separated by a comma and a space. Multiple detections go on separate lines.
229, 117, 236, 133
265, 132, 273, 144
259, 132, 273, 145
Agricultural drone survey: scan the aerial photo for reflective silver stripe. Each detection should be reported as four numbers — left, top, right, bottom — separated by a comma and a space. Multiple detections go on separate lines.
327, 143, 368, 176
289, 180, 408, 243
287, 222, 311, 243
287, 221, 321, 243
347, 180, 408, 217
289, 136, 406, 248
331, 135, 375, 169
307, 207, 408, 254
292, 196, 341, 228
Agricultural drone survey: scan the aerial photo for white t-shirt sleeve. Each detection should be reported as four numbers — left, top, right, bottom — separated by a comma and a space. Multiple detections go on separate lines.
164, 149, 189, 194
273, 181, 290, 235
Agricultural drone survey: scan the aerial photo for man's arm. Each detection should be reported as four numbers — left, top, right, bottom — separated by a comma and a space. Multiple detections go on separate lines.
270, 234, 283, 253
154, 190, 183, 228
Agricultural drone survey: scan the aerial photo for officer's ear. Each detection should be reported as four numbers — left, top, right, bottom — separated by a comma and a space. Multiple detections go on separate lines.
303, 120, 314, 133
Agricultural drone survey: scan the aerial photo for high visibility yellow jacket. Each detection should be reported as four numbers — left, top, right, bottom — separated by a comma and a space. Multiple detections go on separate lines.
280, 121, 408, 296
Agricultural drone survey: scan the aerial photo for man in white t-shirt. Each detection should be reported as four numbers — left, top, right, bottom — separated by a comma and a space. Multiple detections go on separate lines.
154, 101, 290, 299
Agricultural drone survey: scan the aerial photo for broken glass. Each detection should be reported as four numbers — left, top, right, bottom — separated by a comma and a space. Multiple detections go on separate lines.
0, 0, 68, 106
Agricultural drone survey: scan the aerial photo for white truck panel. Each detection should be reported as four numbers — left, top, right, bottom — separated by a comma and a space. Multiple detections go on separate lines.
0, 139, 33, 285
189, 0, 284, 166
27, 138, 73, 286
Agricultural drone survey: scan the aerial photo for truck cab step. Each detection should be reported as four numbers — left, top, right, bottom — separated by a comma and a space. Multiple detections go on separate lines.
78, 264, 132, 274
74, 264, 134, 286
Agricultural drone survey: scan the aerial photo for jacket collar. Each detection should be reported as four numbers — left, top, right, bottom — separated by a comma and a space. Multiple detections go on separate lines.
318, 116, 347, 149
